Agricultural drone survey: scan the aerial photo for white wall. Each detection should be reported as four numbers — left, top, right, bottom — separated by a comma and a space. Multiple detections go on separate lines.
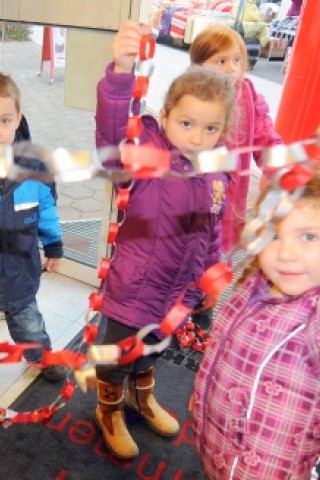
277, 0, 292, 19
31, 25, 43, 46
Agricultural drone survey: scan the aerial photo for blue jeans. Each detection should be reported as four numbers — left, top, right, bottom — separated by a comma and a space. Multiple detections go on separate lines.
5, 299, 51, 362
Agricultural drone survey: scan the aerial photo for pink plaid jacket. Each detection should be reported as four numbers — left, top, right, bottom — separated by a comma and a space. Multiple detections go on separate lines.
193, 271, 320, 479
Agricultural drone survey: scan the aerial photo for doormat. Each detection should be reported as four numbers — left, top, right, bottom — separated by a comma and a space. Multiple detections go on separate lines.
2, 322, 205, 480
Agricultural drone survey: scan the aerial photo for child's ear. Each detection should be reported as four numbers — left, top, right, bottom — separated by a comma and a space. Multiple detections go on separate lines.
159, 108, 167, 129
16, 111, 23, 129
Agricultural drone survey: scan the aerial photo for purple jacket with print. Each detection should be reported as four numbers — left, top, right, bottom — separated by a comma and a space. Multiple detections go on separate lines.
95, 63, 228, 337
222, 78, 283, 254
193, 271, 320, 479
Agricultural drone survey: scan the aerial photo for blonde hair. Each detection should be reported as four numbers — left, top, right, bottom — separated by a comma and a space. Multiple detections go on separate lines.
0, 72, 21, 112
238, 173, 320, 284
190, 24, 249, 78
163, 65, 235, 140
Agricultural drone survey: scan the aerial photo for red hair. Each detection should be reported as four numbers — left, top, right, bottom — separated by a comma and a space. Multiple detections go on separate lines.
190, 24, 249, 77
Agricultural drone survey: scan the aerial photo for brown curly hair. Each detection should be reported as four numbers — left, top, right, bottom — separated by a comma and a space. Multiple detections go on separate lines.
162, 66, 236, 143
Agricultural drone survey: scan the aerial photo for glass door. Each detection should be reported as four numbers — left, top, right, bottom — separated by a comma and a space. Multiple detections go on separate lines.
0, 22, 112, 286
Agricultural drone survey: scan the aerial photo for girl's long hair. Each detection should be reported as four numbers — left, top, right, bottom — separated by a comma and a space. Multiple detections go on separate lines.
190, 24, 249, 78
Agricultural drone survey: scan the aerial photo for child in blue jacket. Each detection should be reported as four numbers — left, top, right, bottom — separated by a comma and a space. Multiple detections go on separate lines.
0, 72, 68, 381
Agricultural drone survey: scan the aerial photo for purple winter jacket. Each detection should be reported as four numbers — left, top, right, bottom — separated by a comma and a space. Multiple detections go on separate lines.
95, 64, 228, 337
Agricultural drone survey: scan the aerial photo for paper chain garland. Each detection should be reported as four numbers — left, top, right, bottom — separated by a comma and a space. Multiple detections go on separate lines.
0, 33, 320, 426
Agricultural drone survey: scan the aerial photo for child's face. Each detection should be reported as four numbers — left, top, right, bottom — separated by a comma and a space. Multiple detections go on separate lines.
202, 45, 242, 84
0, 97, 22, 145
258, 203, 320, 297
160, 94, 226, 161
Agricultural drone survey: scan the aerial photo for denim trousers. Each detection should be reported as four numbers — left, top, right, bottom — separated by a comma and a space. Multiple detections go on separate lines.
5, 298, 51, 362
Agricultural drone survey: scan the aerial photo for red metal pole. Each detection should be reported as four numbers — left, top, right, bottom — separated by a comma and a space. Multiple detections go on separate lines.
40, 27, 55, 83
275, 0, 320, 143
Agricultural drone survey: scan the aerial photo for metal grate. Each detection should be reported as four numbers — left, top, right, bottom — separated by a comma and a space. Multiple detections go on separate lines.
60, 219, 102, 268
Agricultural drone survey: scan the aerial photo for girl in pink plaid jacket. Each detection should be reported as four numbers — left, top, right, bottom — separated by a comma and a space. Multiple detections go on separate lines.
192, 173, 320, 479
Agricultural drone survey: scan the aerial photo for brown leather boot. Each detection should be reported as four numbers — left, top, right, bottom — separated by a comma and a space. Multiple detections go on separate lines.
95, 379, 139, 459
125, 367, 180, 437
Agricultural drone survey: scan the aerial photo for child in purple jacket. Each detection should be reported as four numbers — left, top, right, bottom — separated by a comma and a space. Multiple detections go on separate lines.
193, 173, 320, 479
94, 20, 236, 460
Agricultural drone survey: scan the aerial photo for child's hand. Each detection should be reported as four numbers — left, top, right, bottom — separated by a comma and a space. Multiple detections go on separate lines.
112, 20, 151, 74
43, 258, 60, 272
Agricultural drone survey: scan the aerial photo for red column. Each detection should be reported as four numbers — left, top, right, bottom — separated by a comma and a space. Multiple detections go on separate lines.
40, 27, 55, 82
275, 0, 320, 143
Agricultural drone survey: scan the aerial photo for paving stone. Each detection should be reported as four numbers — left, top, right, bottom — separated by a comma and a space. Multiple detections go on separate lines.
71, 198, 103, 213
63, 186, 94, 200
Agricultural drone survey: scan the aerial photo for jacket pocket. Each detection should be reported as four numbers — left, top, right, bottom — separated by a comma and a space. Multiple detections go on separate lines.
107, 255, 146, 303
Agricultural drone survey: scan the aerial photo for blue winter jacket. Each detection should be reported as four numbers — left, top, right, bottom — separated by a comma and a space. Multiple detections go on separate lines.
95, 64, 228, 338
0, 156, 63, 313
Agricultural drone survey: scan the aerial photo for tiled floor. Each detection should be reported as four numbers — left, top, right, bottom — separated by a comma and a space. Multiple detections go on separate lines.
0, 274, 94, 408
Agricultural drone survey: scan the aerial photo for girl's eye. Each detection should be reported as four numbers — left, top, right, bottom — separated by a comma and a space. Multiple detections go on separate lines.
0, 118, 12, 125
206, 126, 217, 133
273, 233, 279, 240
181, 121, 191, 128
302, 233, 317, 241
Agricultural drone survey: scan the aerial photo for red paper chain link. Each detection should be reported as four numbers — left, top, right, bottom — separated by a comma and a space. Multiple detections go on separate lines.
0, 32, 316, 427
